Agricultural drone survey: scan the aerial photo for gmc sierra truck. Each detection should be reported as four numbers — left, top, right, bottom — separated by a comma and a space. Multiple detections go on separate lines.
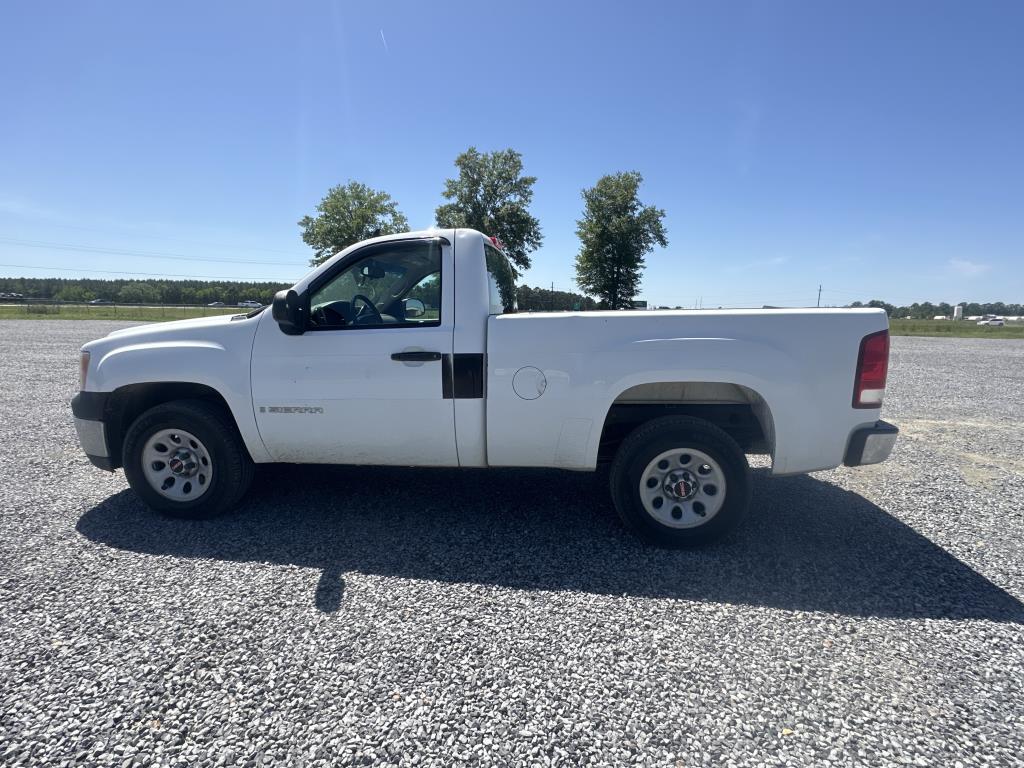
72, 229, 898, 546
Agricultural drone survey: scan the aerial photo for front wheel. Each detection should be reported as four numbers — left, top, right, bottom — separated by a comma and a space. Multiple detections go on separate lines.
122, 400, 254, 519
609, 416, 751, 547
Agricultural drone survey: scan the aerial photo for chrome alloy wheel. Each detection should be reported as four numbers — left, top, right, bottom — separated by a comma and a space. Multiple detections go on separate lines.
141, 428, 213, 501
638, 447, 727, 529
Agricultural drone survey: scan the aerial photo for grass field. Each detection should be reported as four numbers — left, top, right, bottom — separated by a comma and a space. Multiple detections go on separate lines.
0, 304, 241, 321
889, 319, 1024, 338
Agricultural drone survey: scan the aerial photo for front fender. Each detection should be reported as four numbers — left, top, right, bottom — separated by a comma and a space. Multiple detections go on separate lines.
88, 340, 271, 463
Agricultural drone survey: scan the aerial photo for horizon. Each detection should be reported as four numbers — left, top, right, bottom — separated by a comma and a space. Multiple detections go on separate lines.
3, 272, 1021, 314
2, 1, 1021, 307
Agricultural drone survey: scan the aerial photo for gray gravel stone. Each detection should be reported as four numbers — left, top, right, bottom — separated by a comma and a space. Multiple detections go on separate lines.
0, 320, 1022, 767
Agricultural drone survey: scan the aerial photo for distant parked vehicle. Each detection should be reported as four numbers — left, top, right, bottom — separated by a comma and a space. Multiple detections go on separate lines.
978, 318, 1005, 326
207, 301, 226, 307
237, 300, 262, 309
89, 299, 113, 305
0, 292, 25, 300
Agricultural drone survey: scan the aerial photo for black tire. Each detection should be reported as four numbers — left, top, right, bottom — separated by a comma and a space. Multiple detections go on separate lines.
609, 415, 751, 547
122, 399, 255, 519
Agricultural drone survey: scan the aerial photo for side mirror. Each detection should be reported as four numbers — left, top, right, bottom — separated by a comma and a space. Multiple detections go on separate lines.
403, 298, 425, 318
272, 289, 306, 335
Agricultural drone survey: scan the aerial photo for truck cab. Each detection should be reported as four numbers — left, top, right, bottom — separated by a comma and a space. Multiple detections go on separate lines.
253, 229, 508, 467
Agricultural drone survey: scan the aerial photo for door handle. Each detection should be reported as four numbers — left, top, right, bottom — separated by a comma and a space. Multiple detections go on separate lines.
391, 351, 442, 362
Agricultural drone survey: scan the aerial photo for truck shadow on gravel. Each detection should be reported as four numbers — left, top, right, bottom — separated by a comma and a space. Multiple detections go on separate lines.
77, 465, 1024, 622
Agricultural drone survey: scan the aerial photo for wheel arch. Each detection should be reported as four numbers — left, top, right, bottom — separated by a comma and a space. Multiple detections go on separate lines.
596, 380, 777, 465
101, 382, 250, 469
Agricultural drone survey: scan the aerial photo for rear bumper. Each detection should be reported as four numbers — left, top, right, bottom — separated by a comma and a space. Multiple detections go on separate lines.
843, 420, 898, 467
71, 392, 115, 471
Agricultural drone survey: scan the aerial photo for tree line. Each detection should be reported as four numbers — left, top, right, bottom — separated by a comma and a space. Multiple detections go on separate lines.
2, 276, 1015, 317
7, 274, 1012, 318
0, 277, 288, 305
0, 275, 598, 312
850, 300, 1024, 319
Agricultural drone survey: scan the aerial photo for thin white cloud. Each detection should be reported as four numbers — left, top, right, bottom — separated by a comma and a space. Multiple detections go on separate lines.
380, 29, 389, 54
947, 258, 991, 277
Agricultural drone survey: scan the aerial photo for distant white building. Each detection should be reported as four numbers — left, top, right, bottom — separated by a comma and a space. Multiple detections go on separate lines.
967, 315, 983, 321
933, 315, 949, 320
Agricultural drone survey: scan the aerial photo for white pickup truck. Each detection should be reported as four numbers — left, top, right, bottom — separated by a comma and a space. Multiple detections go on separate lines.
72, 229, 897, 545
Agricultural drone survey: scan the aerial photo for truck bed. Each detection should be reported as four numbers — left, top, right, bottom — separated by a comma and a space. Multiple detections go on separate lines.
485, 308, 889, 474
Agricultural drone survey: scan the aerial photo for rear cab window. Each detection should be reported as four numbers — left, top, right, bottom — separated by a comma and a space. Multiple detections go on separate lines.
484, 242, 517, 315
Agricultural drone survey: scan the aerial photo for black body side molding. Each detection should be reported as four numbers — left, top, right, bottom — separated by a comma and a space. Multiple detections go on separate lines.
442, 353, 485, 399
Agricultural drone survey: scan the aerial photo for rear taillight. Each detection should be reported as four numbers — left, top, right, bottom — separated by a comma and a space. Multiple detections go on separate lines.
853, 330, 889, 408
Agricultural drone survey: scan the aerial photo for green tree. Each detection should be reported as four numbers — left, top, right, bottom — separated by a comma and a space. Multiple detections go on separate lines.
55, 285, 95, 302
435, 147, 542, 274
574, 171, 668, 310
867, 299, 896, 316
117, 282, 161, 304
406, 274, 440, 309
516, 284, 597, 312
299, 181, 410, 266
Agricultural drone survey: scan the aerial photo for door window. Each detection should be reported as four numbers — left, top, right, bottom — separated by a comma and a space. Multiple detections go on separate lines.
309, 240, 442, 329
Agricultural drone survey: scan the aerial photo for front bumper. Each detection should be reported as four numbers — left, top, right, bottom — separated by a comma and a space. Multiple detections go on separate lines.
71, 392, 114, 471
843, 420, 899, 467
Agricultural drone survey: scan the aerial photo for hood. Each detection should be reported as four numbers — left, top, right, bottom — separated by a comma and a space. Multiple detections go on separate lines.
101, 311, 251, 340
82, 310, 265, 356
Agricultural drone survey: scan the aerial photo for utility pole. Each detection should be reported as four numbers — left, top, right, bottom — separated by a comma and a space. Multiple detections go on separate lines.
817, 285, 822, 308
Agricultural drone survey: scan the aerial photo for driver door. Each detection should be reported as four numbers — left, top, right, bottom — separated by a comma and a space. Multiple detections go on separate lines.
251, 237, 457, 465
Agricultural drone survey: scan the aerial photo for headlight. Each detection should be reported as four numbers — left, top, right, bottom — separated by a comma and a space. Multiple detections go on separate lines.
79, 351, 90, 390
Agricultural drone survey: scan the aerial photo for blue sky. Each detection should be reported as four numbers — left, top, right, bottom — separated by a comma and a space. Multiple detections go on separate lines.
1, 1, 1021, 307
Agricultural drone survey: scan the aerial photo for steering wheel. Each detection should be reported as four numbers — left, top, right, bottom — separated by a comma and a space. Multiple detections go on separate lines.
351, 294, 383, 325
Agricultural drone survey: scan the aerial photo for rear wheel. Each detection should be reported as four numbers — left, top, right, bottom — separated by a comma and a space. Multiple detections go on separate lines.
122, 400, 254, 519
609, 416, 751, 546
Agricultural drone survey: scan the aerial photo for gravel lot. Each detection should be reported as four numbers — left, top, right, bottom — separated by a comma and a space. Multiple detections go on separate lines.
1, 320, 1022, 767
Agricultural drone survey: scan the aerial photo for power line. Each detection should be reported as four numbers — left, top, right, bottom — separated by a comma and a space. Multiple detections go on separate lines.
0, 237, 305, 267
0, 262, 293, 281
